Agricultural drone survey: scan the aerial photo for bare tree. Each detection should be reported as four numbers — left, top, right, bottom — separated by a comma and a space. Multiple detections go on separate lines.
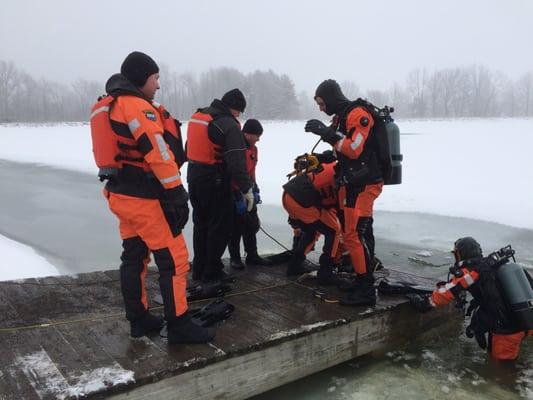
517, 71, 533, 116
71, 78, 102, 120
406, 68, 428, 118
0, 61, 19, 121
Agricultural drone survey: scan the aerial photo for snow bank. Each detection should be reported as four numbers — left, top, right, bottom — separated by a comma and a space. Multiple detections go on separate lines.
0, 234, 59, 281
0, 118, 532, 230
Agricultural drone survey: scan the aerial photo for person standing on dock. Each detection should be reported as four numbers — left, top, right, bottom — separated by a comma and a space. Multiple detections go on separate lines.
186, 89, 255, 283
90, 51, 214, 344
229, 119, 273, 269
305, 79, 384, 306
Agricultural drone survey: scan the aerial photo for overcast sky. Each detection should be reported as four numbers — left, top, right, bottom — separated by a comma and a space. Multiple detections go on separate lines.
1, 0, 532, 93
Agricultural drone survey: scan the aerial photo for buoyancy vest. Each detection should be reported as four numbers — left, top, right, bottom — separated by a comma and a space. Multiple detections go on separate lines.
246, 145, 258, 181
309, 162, 337, 207
152, 101, 186, 168
90, 95, 144, 179
233, 144, 258, 192
283, 162, 337, 208
186, 111, 223, 165
461, 263, 522, 350
90, 95, 184, 180
334, 103, 380, 185
467, 269, 515, 333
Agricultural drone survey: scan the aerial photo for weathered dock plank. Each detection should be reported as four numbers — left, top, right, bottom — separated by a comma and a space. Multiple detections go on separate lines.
0, 261, 460, 400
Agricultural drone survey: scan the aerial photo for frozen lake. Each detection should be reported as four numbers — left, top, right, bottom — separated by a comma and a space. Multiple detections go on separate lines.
1, 119, 532, 398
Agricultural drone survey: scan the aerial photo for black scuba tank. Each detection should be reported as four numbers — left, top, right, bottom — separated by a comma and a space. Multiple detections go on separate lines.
383, 117, 402, 185
497, 262, 533, 330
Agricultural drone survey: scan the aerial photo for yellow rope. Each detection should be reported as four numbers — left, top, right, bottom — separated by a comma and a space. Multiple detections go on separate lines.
0, 281, 297, 334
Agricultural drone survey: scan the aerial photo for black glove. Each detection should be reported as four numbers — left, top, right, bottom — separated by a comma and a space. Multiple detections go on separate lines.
161, 185, 189, 236
313, 150, 336, 164
405, 293, 433, 313
304, 119, 340, 145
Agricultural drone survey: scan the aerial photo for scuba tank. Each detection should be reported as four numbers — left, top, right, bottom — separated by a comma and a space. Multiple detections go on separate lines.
497, 261, 533, 330
383, 114, 402, 185
364, 103, 403, 185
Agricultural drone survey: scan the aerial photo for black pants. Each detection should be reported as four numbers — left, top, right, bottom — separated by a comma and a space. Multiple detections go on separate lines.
119, 237, 184, 321
228, 207, 260, 259
188, 173, 234, 280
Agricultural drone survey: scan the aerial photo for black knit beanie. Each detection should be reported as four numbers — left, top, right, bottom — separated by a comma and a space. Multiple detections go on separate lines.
314, 79, 350, 116
221, 88, 246, 112
242, 119, 263, 135
120, 51, 159, 88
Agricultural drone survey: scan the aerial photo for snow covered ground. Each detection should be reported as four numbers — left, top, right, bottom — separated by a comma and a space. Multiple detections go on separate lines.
1, 118, 532, 280
0, 234, 59, 281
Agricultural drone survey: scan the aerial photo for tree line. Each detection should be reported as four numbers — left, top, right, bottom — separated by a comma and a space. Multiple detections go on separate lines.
0, 60, 532, 122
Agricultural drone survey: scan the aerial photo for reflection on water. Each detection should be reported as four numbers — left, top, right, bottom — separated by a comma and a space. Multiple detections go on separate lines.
252, 319, 533, 399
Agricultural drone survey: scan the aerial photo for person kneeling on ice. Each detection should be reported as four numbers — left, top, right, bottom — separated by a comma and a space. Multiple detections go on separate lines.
282, 155, 341, 284
408, 237, 533, 361
229, 119, 273, 269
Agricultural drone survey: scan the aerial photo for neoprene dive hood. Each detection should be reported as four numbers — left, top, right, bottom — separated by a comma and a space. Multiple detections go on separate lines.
453, 237, 483, 261
314, 79, 349, 116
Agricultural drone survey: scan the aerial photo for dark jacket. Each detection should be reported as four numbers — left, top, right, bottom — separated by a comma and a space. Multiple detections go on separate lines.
187, 99, 253, 193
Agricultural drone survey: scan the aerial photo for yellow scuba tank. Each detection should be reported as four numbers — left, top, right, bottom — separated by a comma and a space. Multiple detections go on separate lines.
497, 261, 533, 330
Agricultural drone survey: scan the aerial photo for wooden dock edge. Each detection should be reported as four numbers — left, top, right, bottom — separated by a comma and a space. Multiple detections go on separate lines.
109, 303, 457, 400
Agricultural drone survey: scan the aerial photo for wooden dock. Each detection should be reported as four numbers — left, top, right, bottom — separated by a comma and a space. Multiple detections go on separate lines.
0, 258, 460, 400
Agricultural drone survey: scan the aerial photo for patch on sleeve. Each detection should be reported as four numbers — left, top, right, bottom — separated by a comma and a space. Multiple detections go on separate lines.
143, 110, 157, 122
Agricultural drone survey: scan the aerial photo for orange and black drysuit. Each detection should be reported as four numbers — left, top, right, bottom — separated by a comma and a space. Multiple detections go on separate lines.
430, 266, 532, 360
282, 162, 341, 263
327, 102, 384, 276
186, 99, 253, 282
228, 141, 261, 260
95, 73, 189, 323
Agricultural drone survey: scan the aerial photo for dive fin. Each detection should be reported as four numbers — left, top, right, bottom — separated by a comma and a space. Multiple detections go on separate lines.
377, 278, 434, 295
190, 299, 235, 327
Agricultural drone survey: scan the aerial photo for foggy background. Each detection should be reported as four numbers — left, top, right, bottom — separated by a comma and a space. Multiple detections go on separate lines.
1, 0, 533, 121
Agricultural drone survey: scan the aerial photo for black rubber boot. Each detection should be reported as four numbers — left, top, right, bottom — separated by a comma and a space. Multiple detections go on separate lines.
317, 254, 338, 285
230, 257, 245, 270
317, 267, 339, 286
191, 261, 203, 282
202, 269, 233, 283
246, 253, 274, 266
339, 274, 376, 306
167, 312, 215, 344
371, 256, 384, 272
130, 312, 165, 338
286, 253, 310, 276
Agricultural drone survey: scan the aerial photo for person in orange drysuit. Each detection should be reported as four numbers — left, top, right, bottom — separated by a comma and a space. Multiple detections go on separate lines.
305, 79, 384, 306
282, 160, 341, 283
408, 237, 532, 361
93, 51, 213, 344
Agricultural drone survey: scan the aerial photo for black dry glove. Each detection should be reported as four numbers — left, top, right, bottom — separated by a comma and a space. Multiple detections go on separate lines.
313, 150, 336, 164
304, 119, 340, 145
405, 293, 433, 313
161, 185, 189, 236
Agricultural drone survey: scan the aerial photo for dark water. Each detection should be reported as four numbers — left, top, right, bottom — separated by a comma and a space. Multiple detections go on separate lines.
252, 317, 533, 399
1, 159, 532, 399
